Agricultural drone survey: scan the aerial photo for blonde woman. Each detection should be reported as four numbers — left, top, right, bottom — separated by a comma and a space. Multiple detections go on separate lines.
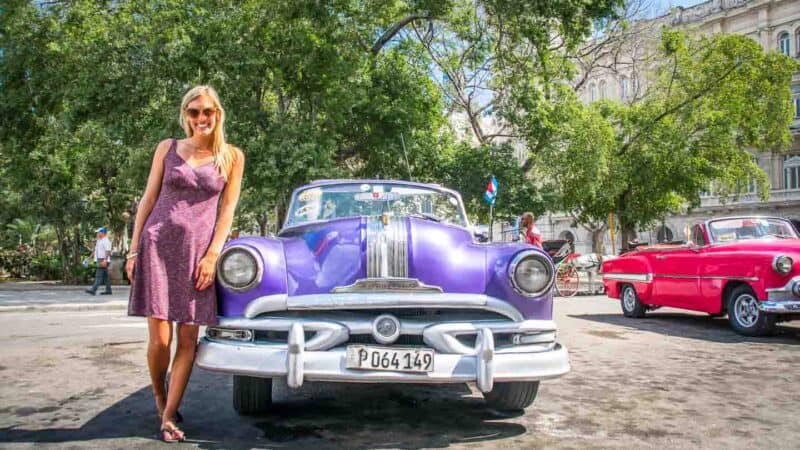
126, 86, 245, 442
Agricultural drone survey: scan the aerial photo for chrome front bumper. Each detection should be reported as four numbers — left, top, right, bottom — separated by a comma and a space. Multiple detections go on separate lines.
196, 323, 570, 393
763, 276, 800, 313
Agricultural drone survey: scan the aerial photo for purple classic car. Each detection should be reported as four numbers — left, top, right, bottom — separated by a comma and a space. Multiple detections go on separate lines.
196, 180, 570, 412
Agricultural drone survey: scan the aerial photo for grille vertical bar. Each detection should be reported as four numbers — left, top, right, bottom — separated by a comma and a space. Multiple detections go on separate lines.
366, 216, 408, 278
388, 217, 408, 277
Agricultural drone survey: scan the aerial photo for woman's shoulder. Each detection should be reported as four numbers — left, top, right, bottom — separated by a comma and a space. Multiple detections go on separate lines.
226, 144, 245, 163
155, 138, 177, 153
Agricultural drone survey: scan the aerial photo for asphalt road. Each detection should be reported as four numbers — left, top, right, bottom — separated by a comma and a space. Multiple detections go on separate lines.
0, 290, 798, 449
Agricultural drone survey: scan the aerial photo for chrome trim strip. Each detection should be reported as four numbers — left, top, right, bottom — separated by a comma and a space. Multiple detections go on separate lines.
243, 293, 525, 322
243, 294, 288, 318
766, 276, 800, 302
475, 329, 494, 392
216, 316, 554, 353
286, 293, 524, 322
423, 320, 557, 355
331, 278, 442, 294
196, 340, 570, 384
654, 274, 759, 281
287, 323, 304, 388
758, 300, 800, 313
217, 316, 349, 351
366, 216, 408, 278
366, 216, 385, 278
602, 273, 653, 283
389, 217, 408, 278
216, 246, 264, 292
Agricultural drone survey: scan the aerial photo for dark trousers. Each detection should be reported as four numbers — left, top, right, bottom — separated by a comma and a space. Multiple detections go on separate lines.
89, 266, 112, 294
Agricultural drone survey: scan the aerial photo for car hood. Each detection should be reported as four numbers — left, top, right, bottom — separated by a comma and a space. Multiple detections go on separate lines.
219, 216, 553, 319
278, 217, 489, 296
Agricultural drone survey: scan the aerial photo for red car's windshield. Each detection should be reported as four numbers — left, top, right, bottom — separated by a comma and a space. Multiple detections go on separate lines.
707, 218, 798, 243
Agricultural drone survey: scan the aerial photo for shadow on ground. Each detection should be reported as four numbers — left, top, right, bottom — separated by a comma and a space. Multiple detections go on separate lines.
569, 312, 800, 344
0, 371, 527, 449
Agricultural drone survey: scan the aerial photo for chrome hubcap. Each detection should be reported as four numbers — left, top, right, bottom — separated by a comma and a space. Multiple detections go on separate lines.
623, 288, 636, 312
734, 294, 759, 328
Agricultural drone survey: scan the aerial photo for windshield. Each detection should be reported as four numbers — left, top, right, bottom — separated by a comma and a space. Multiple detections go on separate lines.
707, 218, 798, 243
285, 183, 468, 228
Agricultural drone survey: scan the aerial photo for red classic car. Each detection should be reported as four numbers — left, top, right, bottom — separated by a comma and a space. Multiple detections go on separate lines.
602, 216, 800, 336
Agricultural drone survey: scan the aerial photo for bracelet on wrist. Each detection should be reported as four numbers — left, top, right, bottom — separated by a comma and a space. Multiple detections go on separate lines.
125, 252, 138, 260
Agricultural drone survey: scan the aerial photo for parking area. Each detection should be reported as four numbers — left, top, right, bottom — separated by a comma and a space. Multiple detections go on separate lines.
0, 294, 798, 449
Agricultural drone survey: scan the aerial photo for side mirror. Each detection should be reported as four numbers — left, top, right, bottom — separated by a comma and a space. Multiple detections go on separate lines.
474, 231, 489, 243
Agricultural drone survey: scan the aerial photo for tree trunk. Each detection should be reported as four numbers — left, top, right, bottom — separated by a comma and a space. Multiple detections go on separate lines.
591, 229, 606, 256
55, 225, 70, 284
72, 227, 81, 284
258, 212, 269, 237
276, 202, 288, 233
620, 220, 637, 252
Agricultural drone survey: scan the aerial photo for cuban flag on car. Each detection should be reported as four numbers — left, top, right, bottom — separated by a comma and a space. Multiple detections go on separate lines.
484, 175, 498, 205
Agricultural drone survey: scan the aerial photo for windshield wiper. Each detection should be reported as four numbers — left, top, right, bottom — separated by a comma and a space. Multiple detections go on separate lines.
763, 233, 789, 239
408, 212, 442, 223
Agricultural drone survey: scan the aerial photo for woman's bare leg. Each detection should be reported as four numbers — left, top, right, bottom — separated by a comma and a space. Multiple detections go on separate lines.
147, 317, 173, 417
162, 323, 199, 426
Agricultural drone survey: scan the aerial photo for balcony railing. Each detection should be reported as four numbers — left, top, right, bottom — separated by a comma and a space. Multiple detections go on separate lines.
699, 188, 800, 208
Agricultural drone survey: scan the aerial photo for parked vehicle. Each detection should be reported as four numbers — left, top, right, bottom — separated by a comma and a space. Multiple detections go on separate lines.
602, 216, 800, 336
196, 180, 570, 413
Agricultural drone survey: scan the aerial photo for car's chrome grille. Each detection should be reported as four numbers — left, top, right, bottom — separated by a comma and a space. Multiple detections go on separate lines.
346, 334, 426, 346
366, 216, 407, 278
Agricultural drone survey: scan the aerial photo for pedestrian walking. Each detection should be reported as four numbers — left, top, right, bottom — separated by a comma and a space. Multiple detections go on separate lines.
85, 227, 113, 295
126, 86, 245, 443
521, 212, 543, 248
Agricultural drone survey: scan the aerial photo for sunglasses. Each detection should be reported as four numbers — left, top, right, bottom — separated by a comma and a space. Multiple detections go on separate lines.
185, 107, 218, 119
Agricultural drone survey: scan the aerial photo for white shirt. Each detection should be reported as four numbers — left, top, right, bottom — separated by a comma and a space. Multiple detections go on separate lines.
94, 237, 112, 262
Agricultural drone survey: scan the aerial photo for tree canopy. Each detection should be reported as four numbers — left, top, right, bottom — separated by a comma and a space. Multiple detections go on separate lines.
538, 30, 799, 249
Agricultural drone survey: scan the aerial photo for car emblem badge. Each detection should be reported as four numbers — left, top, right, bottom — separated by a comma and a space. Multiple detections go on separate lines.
372, 314, 401, 344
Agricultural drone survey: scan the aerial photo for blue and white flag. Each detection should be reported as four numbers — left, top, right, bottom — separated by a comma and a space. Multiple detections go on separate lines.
483, 175, 498, 205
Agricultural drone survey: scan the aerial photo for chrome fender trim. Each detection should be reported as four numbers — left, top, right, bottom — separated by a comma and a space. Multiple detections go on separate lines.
243, 292, 525, 322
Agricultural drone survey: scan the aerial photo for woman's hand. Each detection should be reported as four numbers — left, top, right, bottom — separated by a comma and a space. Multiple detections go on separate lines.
125, 258, 136, 284
194, 253, 218, 291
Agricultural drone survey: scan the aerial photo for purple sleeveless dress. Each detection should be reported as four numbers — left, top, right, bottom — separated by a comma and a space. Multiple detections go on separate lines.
128, 139, 226, 325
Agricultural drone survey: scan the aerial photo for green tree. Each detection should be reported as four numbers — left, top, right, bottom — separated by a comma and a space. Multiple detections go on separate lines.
539, 30, 799, 252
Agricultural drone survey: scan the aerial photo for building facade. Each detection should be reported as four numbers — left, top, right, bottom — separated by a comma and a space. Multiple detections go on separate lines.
542, 0, 800, 255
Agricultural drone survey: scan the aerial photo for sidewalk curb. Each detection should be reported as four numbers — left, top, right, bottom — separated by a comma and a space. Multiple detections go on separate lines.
0, 301, 128, 313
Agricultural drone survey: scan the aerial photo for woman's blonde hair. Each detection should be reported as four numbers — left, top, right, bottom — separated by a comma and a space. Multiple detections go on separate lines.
179, 85, 236, 181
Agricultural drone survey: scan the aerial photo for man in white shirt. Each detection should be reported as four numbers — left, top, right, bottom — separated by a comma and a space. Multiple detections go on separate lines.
86, 227, 113, 295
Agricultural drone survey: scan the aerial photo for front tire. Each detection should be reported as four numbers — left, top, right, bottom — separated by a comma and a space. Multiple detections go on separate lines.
483, 381, 539, 411
620, 284, 646, 318
727, 286, 775, 336
233, 375, 273, 415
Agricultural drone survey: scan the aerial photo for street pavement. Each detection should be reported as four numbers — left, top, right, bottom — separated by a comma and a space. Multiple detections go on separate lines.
0, 283, 128, 313
0, 283, 799, 449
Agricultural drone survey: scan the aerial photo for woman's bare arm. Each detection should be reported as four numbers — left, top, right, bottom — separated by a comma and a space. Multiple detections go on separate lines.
125, 140, 171, 282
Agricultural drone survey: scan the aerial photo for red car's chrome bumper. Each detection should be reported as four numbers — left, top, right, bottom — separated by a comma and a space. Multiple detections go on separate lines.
763, 276, 800, 313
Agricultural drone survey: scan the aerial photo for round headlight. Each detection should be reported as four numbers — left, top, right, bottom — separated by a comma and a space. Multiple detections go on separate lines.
508, 251, 554, 297
773, 255, 793, 275
218, 247, 262, 291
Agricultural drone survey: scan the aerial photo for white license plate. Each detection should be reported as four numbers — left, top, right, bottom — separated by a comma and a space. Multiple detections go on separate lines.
346, 345, 434, 373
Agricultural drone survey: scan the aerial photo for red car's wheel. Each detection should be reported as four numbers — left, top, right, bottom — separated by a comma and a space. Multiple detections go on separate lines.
727, 285, 775, 336
620, 284, 646, 318
555, 264, 579, 297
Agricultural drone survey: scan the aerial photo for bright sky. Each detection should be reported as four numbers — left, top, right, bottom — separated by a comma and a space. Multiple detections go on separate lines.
650, 0, 710, 16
